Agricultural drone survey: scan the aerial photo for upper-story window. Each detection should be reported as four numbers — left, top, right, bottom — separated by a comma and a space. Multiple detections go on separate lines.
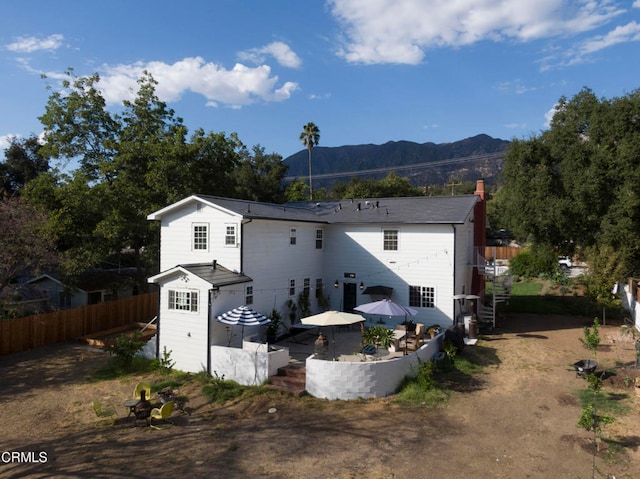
193, 223, 209, 251
315, 228, 324, 249
383, 229, 398, 251
290, 227, 297, 245
168, 289, 199, 312
245, 285, 253, 305
225, 224, 237, 246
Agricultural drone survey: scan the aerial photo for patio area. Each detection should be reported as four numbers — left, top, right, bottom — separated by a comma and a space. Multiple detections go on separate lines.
273, 324, 417, 363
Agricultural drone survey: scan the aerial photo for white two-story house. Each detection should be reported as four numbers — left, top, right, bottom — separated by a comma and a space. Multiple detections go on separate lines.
147, 180, 487, 374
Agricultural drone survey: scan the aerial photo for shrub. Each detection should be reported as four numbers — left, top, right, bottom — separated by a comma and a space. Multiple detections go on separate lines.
105, 332, 144, 367
509, 247, 557, 278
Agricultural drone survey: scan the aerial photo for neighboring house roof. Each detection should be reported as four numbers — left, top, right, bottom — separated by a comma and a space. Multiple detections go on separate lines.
28, 268, 138, 293
148, 263, 252, 287
147, 194, 478, 225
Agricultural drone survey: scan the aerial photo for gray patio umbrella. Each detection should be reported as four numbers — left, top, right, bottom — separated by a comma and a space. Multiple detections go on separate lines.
354, 299, 417, 355
216, 305, 271, 341
354, 299, 417, 317
301, 310, 365, 359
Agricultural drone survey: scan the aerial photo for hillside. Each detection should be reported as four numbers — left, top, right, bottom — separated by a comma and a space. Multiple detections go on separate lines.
284, 134, 510, 190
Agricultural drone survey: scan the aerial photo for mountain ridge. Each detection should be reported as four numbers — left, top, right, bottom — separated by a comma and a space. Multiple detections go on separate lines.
283, 134, 510, 189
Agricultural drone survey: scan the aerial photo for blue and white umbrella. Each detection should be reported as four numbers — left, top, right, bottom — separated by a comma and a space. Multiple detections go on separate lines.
216, 305, 270, 327
216, 305, 271, 340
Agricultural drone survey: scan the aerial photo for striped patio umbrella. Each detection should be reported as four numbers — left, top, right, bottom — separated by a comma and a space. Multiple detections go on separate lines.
216, 305, 271, 340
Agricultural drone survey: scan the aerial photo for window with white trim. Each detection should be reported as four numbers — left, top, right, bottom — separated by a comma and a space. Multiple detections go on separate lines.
168, 290, 199, 312
290, 227, 297, 245
245, 285, 253, 305
315, 228, 324, 249
409, 286, 435, 308
289, 279, 296, 296
383, 229, 398, 251
315, 278, 323, 299
303, 277, 310, 296
225, 224, 237, 246
193, 223, 209, 251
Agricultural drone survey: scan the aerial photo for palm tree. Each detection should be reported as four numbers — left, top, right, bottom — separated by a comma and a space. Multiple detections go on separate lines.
299, 122, 320, 200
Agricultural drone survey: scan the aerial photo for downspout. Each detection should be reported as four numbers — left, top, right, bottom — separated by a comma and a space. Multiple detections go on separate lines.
155, 288, 161, 360
240, 218, 252, 273
452, 224, 457, 325
207, 289, 213, 375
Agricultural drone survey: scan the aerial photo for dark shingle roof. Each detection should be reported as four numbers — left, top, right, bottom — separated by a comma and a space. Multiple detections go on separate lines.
179, 263, 252, 287
193, 194, 478, 225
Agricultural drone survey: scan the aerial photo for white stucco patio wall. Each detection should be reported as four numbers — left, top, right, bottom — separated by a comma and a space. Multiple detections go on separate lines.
210, 343, 289, 386
305, 333, 444, 400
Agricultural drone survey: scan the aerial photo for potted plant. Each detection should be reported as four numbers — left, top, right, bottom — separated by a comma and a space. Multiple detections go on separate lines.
266, 309, 282, 343
362, 325, 395, 349
427, 325, 442, 339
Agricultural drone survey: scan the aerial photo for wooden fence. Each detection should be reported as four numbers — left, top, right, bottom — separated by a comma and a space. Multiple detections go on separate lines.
484, 246, 522, 261
0, 292, 158, 355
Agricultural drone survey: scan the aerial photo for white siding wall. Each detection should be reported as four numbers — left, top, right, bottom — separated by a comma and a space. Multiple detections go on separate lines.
323, 223, 456, 327
454, 218, 475, 318
157, 274, 211, 373
240, 219, 325, 318
158, 203, 241, 272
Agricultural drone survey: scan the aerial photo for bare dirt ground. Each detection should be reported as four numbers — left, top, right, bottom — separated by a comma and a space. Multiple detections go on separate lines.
2, 313, 640, 479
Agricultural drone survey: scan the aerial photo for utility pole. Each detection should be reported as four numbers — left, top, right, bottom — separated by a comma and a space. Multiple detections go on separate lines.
446, 180, 462, 195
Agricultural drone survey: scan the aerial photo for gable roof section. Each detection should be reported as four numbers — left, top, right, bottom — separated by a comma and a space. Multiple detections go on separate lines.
148, 194, 478, 226
148, 263, 252, 288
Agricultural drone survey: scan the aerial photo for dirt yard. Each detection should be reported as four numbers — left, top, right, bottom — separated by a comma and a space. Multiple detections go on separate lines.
2, 313, 640, 479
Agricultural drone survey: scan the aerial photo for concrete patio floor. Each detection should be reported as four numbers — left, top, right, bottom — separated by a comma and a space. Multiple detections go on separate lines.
274, 325, 409, 363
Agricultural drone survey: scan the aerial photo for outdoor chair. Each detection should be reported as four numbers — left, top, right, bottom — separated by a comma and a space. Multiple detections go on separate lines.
149, 401, 174, 429
133, 382, 152, 401
92, 400, 117, 427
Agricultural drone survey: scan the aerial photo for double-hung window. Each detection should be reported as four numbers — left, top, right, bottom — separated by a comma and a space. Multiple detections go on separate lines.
193, 223, 209, 251
383, 229, 398, 251
315, 228, 324, 249
409, 286, 435, 308
289, 279, 296, 296
168, 290, 199, 312
245, 285, 253, 305
225, 224, 237, 246
290, 227, 297, 245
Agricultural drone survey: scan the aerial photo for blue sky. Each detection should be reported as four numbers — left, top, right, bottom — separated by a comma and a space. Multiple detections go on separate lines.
1, 0, 639, 161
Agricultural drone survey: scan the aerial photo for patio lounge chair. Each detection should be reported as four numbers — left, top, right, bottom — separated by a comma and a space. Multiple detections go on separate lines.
92, 400, 117, 427
133, 382, 152, 401
149, 401, 174, 429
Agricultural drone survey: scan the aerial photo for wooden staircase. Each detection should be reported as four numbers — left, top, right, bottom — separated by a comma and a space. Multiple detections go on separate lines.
266, 363, 306, 396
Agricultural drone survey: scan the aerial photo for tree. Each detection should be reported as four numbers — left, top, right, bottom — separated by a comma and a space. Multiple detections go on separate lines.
234, 145, 288, 203
496, 87, 640, 275
1, 136, 49, 198
299, 122, 320, 200
0, 198, 58, 301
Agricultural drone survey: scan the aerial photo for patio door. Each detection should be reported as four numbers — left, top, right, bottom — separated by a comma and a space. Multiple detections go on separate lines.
343, 282, 357, 312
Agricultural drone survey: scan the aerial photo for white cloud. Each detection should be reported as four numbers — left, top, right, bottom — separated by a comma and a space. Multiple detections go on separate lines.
542, 21, 640, 69
328, 0, 626, 64
238, 41, 302, 68
91, 57, 299, 108
497, 80, 536, 95
634, 0, 640, 8
0, 134, 18, 151
5, 34, 64, 53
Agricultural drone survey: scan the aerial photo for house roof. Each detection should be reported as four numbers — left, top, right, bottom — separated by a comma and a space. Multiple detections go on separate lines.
148, 263, 252, 287
147, 194, 478, 225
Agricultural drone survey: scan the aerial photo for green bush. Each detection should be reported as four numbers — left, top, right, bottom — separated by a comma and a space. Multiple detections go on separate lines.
509, 248, 557, 278
105, 332, 144, 367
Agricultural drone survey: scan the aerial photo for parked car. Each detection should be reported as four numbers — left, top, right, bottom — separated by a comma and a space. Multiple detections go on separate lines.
558, 256, 573, 271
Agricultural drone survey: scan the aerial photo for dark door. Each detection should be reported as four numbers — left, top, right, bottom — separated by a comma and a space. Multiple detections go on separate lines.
343, 282, 357, 312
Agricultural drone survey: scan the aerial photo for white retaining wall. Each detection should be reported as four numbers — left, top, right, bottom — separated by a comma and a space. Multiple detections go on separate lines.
210, 342, 289, 386
305, 333, 444, 400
